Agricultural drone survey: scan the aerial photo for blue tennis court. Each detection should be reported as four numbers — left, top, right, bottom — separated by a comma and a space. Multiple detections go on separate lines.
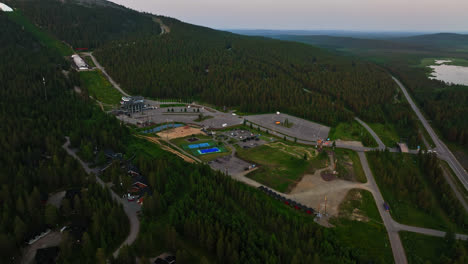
188, 142, 211, 149
198, 147, 221, 154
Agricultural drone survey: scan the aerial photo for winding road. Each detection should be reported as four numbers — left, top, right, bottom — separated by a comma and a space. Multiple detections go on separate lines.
62, 137, 140, 258
83, 52, 130, 97
355, 117, 386, 150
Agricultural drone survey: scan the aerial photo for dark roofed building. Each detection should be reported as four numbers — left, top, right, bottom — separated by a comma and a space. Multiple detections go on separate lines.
121, 96, 144, 113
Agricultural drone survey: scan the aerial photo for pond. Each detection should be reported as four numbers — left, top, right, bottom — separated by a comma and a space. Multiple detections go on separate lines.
428, 60, 468, 86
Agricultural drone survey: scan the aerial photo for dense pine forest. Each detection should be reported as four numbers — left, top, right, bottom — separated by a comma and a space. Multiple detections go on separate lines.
0, 13, 129, 262
8, 0, 405, 127
387, 63, 468, 148
115, 148, 380, 264
8, 0, 161, 49
278, 34, 468, 149
367, 151, 468, 233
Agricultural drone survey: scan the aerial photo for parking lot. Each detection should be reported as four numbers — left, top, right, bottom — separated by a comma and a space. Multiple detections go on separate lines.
117, 103, 243, 129
208, 154, 254, 176
219, 129, 270, 149
246, 113, 330, 142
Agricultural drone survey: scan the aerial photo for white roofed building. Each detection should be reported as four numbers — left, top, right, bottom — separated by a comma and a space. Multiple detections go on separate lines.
0, 3, 13, 12
71, 54, 89, 70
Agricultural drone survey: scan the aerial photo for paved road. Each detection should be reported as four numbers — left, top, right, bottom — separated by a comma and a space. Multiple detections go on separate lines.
355, 117, 386, 150
83, 52, 130, 97
62, 137, 140, 258
358, 151, 468, 263
358, 152, 408, 264
21, 231, 62, 264
392, 77, 468, 190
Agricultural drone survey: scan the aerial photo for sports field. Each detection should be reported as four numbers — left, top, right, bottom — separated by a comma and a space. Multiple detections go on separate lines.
181, 141, 228, 156
237, 142, 327, 193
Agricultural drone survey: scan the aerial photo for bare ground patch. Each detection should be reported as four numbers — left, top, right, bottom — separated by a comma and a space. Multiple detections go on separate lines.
157, 126, 203, 140
289, 164, 369, 218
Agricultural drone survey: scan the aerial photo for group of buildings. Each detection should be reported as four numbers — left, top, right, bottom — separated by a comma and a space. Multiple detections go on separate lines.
121, 96, 145, 114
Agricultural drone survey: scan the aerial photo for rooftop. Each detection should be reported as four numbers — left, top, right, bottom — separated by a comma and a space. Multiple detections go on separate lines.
0, 3, 13, 12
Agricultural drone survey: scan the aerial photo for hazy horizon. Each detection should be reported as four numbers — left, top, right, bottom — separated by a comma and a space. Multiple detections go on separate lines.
108, 0, 468, 32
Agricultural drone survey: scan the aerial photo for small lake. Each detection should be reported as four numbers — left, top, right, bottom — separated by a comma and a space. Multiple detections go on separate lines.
428, 60, 468, 86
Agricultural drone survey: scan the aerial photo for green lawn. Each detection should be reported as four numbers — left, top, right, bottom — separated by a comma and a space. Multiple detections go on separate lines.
79, 71, 122, 105
329, 121, 378, 147
82, 55, 95, 67
126, 137, 168, 159
331, 189, 393, 264
334, 148, 367, 183
7, 11, 73, 56
237, 143, 327, 192
368, 123, 400, 147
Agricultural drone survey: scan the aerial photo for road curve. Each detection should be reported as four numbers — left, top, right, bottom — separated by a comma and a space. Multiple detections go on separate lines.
358, 152, 408, 264
62, 137, 140, 258
392, 77, 468, 190
355, 117, 386, 150
83, 52, 130, 97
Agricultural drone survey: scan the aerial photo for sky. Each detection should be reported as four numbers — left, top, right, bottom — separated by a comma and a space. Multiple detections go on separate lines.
109, 0, 468, 32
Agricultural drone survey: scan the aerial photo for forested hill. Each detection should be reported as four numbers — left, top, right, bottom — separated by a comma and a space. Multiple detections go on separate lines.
9, 0, 400, 126
391, 33, 468, 50
0, 11, 130, 261
7, 0, 161, 49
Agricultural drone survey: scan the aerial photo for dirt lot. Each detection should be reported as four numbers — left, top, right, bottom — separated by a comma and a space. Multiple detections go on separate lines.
157, 126, 203, 140
21, 231, 62, 264
289, 160, 370, 217
209, 154, 252, 176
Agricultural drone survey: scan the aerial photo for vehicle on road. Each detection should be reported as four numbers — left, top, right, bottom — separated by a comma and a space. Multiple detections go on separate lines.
383, 202, 390, 212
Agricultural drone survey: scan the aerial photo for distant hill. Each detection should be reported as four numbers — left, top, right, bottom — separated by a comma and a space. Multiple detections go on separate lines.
268, 33, 468, 53
273, 35, 425, 51
229, 29, 425, 39
391, 33, 468, 49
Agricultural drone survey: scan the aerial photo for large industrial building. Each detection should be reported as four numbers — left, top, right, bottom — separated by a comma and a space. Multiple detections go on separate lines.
71, 54, 89, 70
121, 96, 145, 113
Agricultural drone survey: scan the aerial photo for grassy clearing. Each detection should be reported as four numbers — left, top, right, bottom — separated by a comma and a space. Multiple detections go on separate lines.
79, 71, 122, 105
440, 160, 468, 203
331, 189, 393, 264
368, 123, 399, 147
400, 231, 442, 264
170, 135, 212, 146
126, 137, 168, 159
194, 114, 213, 122
334, 148, 367, 183
237, 142, 327, 192
400, 231, 468, 264
329, 121, 378, 147
82, 55, 95, 67
7, 11, 73, 56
